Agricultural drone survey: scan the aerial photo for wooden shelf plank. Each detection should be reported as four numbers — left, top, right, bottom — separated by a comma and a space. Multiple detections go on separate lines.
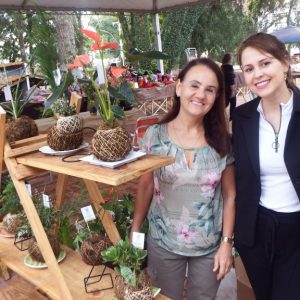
17, 153, 174, 186
0, 237, 170, 300
0, 237, 115, 300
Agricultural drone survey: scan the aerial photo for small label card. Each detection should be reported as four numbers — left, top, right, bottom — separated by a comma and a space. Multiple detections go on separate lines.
80, 205, 96, 222
4, 85, 12, 101
42, 194, 51, 208
25, 184, 32, 196
132, 232, 145, 250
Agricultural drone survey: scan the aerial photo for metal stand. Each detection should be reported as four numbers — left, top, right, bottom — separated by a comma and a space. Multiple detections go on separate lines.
14, 234, 32, 251
83, 263, 114, 294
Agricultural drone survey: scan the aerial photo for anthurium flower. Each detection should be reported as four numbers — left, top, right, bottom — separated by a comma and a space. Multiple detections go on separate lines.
81, 28, 119, 51
80, 29, 101, 42
92, 41, 118, 51
67, 54, 90, 70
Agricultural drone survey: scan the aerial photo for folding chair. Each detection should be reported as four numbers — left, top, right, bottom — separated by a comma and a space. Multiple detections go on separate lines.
132, 115, 160, 150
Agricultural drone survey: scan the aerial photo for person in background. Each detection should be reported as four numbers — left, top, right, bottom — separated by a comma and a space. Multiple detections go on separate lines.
131, 58, 236, 300
233, 32, 300, 300
221, 53, 236, 120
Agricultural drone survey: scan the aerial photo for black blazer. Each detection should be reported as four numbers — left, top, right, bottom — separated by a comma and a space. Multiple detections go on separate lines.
232, 87, 300, 246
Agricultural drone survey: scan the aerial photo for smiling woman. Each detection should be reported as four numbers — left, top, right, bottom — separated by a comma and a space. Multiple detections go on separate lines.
130, 58, 236, 300
233, 32, 300, 300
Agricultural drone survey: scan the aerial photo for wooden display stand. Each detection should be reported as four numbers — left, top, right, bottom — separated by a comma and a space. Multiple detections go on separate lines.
0, 106, 174, 299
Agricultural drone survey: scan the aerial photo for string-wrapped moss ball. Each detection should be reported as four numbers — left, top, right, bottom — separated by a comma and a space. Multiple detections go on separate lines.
28, 235, 61, 263
56, 115, 82, 134
47, 126, 83, 151
91, 126, 132, 161
80, 234, 112, 265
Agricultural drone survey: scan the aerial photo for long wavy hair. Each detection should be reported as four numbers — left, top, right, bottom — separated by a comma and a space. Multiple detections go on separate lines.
237, 32, 296, 90
160, 58, 230, 157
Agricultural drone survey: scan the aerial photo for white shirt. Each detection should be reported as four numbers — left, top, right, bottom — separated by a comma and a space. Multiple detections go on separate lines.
257, 92, 300, 212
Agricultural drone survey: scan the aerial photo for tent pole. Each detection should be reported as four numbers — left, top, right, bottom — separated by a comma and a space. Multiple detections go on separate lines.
153, 13, 164, 74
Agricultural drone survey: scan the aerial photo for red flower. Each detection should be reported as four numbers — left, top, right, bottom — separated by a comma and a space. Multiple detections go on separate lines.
91, 41, 118, 51
103, 197, 111, 203
67, 54, 90, 70
81, 28, 119, 51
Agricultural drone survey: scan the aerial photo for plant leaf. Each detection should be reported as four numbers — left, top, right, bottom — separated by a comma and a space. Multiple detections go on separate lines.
111, 104, 125, 120
43, 71, 74, 111
120, 265, 136, 287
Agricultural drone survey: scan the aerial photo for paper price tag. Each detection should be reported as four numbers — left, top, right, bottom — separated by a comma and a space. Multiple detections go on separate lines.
132, 232, 145, 250
80, 205, 96, 222
42, 194, 51, 208
25, 184, 32, 196
4, 85, 12, 101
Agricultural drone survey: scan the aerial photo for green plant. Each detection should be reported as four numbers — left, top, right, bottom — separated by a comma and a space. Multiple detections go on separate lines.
43, 70, 74, 115
72, 219, 106, 251
101, 238, 147, 287
0, 177, 22, 215
17, 193, 59, 238
50, 98, 77, 116
0, 68, 40, 119
101, 192, 148, 240
72, 29, 136, 127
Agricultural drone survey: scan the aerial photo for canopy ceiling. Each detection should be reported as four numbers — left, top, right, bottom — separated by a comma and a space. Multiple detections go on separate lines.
270, 26, 300, 44
0, 0, 218, 13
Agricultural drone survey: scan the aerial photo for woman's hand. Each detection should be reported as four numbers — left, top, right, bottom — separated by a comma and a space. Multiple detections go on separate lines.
213, 242, 233, 280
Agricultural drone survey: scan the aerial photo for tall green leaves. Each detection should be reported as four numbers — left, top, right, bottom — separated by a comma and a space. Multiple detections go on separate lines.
31, 11, 59, 90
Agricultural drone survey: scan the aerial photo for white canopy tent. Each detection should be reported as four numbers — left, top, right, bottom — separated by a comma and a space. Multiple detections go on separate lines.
0, 0, 217, 72
0, 0, 217, 13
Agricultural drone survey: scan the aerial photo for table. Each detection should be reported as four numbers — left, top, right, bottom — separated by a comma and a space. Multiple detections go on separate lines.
0, 106, 174, 300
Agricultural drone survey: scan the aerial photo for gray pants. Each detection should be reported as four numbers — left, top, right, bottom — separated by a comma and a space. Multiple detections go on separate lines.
147, 235, 220, 300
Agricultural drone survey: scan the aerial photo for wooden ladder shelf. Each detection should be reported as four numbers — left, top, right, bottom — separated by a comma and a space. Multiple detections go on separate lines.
0, 106, 173, 299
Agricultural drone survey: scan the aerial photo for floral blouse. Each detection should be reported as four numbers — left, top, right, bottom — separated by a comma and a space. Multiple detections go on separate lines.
139, 124, 234, 256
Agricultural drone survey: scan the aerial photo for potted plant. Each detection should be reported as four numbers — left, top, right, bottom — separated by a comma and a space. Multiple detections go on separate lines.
42, 72, 84, 151
0, 73, 39, 143
0, 176, 23, 234
101, 238, 152, 300
17, 193, 61, 263
68, 29, 136, 161
72, 216, 112, 266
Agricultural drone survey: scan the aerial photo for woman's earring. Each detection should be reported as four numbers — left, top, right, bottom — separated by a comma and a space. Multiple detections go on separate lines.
284, 72, 287, 81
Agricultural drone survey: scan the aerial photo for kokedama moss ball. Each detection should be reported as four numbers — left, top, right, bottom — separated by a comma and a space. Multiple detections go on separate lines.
6, 116, 38, 143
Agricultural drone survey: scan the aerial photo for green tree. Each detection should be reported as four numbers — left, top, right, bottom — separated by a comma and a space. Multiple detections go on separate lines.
0, 11, 23, 62
118, 13, 153, 70
161, 1, 255, 68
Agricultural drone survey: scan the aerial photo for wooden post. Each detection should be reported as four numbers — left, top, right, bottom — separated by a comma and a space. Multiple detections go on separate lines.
84, 179, 121, 245
55, 173, 69, 209
5, 157, 73, 300
0, 106, 10, 281
0, 106, 6, 187
0, 260, 10, 280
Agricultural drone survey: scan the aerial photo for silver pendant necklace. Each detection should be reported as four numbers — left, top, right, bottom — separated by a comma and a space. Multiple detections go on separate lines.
271, 106, 282, 153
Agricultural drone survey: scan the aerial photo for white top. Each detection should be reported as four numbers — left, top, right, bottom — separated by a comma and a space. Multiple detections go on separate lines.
257, 92, 300, 212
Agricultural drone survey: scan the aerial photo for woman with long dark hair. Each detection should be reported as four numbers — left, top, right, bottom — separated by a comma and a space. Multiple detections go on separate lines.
131, 58, 235, 300
233, 32, 300, 300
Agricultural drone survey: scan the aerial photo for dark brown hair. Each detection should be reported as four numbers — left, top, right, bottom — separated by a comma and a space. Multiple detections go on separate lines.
160, 58, 230, 157
237, 32, 295, 89
222, 53, 232, 64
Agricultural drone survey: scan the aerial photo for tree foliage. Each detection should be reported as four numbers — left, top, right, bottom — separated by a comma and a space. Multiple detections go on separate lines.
161, 1, 255, 68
